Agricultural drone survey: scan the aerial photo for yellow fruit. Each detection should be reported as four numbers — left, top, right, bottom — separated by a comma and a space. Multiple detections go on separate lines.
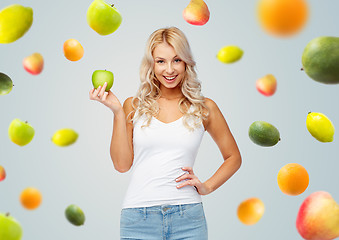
0, 4, 33, 44
20, 187, 42, 210
277, 163, 309, 196
217, 45, 243, 64
237, 197, 265, 225
306, 112, 335, 142
52, 128, 78, 147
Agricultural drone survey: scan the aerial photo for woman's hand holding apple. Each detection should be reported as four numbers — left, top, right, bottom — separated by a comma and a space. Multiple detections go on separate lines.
89, 82, 123, 114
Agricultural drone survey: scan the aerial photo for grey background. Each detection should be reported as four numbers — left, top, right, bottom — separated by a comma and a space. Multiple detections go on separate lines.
1, 0, 338, 239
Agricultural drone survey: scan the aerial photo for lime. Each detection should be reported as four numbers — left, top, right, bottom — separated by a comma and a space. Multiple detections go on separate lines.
249, 121, 280, 147
217, 45, 243, 64
51, 128, 78, 147
65, 204, 85, 226
306, 112, 335, 142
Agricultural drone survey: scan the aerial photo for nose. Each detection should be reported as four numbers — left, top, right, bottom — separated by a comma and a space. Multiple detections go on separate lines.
166, 63, 174, 74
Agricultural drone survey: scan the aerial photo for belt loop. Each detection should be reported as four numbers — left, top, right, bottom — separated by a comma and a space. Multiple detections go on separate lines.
143, 207, 147, 220
179, 204, 183, 217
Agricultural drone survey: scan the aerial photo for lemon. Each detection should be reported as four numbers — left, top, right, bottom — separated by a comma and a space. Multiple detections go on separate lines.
51, 128, 78, 147
217, 45, 243, 64
0, 4, 33, 44
306, 112, 335, 142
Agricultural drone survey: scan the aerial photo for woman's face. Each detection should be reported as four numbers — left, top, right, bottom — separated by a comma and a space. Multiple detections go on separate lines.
153, 41, 186, 90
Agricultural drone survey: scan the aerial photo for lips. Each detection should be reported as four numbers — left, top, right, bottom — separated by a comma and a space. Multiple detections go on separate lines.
163, 75, 177, 82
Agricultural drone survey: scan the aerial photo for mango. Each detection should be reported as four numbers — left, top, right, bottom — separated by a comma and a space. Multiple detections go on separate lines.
0, 4, 33, 44
249, 121, 280, 147
302, 36, 339, 84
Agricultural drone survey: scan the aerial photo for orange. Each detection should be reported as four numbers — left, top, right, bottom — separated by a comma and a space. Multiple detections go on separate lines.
257, 0, 309, 37
277, 163, 309, 195
20, 187, 42, 210
63, 39, 84, 61
237, 197, 265, 225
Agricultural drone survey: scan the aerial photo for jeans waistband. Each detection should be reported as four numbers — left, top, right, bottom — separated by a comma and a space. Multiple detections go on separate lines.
123, 202, 202, 215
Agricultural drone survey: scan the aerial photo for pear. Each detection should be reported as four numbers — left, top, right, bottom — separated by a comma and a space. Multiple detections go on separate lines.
87, 0, 122, 35
0, 4, 33, 44
183, 0, 210, 26
0, 72, 13, 95
302, 36, 339, 84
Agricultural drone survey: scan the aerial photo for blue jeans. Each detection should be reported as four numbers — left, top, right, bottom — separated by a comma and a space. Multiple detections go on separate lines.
120, 202, 208, 240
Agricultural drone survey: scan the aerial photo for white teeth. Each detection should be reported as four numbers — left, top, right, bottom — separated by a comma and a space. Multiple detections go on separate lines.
164, 76, 176, 80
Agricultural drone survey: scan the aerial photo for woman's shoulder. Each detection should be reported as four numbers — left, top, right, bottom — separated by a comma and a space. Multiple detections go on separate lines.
203, 97, 218, 112
123, 96, 139, 120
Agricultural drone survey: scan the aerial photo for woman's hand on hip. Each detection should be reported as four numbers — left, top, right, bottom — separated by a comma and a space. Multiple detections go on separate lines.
89, 82, 123, 114
175, 167, 211, 195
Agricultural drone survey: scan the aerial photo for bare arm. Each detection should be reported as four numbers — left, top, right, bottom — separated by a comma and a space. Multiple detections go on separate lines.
109, 97, 134, 173
176, 98, 242, 195
89, 82, 134, 173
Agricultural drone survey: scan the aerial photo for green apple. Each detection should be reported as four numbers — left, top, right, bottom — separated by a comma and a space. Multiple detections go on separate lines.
8, 119, 35, 146
87, 0, 122, 35
0, 72, 13, 95
92, 70, 114, 91
0, 213, 23, 240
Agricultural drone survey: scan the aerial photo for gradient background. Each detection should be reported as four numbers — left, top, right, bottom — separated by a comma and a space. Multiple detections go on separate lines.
1, 0, 338, 239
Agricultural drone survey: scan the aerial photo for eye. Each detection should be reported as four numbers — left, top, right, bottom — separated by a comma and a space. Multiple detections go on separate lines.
174, 58, 182, 63
156, 60, 164, 64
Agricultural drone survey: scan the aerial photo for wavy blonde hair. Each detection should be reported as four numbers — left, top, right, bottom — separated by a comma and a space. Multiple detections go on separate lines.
130, 26, 208, 131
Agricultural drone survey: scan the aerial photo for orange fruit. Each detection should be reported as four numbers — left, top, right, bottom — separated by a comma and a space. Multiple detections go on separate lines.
257, 0, 309, 37
20, 187, 42, 210
237, 197, 265, 225
63, 39, 84, 61
277, 163, 309, 195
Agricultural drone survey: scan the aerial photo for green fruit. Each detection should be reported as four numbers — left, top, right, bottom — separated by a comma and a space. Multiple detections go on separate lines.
302, 36, 339, 84
217, 45, 243, 64
0, 4, 33, 44
0, 213, 23, 240
306, 112, 335, 142
92, 69, 114, 91
65, 204, 85, 226
51, 128, 78, 147
8, 119, 35, 146
87, 0, 122, 35
249, 121, 280, 147
0, 72, 13, 95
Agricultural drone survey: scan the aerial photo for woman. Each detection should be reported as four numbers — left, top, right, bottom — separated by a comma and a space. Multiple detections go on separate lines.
89, 27, 241, 240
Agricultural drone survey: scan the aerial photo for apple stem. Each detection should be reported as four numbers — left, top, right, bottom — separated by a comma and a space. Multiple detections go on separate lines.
6, 212, 10, 217
301, 68, 304, 71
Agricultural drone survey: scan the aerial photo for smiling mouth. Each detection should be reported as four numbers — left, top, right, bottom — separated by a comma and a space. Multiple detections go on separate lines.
164, 75, 177, 81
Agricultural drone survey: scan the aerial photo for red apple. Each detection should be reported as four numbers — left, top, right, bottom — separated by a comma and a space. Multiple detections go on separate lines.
296, 191, 339, 240
0, 165, 6, 181
256, 74, 277, 96
23, 53, 44, 75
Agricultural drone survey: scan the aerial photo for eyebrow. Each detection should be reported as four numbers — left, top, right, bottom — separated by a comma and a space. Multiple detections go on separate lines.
154, 55, 178, 60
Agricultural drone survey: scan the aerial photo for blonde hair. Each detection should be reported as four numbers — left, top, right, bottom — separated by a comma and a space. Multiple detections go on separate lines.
131, 26, 208, 130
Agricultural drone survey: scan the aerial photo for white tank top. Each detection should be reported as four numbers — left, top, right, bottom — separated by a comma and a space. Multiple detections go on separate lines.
122, 106, 205, 209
